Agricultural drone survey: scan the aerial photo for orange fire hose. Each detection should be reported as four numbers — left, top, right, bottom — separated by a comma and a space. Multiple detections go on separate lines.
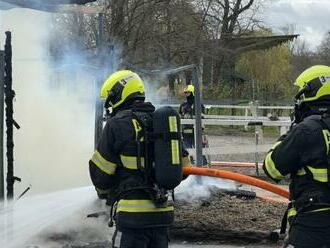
183, 166, 290, 199
211, 161, 256, 168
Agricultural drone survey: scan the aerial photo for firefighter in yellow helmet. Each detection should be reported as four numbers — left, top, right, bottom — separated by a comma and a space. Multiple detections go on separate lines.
89, 70, 190, 248
179, 85, 197, 143
263, 65, 330, 247
179, 84, 208, 164
181, 85, 195, 112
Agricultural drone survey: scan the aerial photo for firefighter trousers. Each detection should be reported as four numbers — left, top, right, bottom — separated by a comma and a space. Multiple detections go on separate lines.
283, 210, 330, 248
112, 226, 169, 248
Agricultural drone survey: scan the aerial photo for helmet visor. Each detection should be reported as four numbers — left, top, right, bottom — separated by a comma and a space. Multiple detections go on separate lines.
105, 81, 125, 107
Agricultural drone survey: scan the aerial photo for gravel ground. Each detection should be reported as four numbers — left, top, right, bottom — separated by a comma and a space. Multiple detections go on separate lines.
171, 130, 287, 247
171, 190, 287, 246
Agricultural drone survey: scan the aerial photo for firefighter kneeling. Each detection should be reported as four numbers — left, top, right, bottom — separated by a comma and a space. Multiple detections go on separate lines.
89, 70, 190, 248
263, 65, 330, 248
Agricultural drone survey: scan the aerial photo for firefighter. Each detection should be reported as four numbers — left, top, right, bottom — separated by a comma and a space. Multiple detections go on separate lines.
263, 65, 330, 248
89, 70, 190, 248
179, 85, 195, 148
179, 84, 208, 165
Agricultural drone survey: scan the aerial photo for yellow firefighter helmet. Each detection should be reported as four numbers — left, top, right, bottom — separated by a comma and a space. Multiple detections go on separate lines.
294, 65, 330, 102
184, 84, 195, 96
100, 70, 145, 109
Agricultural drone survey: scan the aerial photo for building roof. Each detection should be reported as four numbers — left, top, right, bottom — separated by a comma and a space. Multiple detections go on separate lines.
207, 34, 299, 55
228, 34, 299, 53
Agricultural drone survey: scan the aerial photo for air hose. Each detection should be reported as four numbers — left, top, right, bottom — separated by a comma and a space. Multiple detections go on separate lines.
183, 167, 290, 199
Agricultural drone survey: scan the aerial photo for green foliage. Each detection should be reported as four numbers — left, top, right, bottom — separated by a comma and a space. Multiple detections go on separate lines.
236, 44, 296, 103
205, 107, 247, 116
203, 81, 251, 103
203, 83, 233, 100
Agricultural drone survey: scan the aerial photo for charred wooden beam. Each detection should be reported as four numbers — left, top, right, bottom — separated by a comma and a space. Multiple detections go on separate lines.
0, 50, 4, 202
4, 31, 20, 200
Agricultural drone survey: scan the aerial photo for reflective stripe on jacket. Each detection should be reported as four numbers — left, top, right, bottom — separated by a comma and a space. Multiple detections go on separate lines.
263, 115, 330, 212
89, 102, 190, 228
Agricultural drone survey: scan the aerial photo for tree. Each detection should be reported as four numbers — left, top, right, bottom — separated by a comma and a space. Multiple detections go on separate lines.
236, 43, 294, 104
49, 0, 267, 98
196, 0, 264, 84
316, 32, 330, 65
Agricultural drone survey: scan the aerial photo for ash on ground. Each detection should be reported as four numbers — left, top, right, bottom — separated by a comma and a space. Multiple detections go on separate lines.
172, 190, 287, 246
24, 190, 287, 248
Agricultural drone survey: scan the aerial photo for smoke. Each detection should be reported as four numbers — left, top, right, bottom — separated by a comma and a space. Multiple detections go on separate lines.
0, 186, 111, 248
0, 6, 234, 248
175, 175, 237, 203
0, 7, 121, 247
26, 188, 112, 248
144, 75, 171, 104
0, 8, 100, 196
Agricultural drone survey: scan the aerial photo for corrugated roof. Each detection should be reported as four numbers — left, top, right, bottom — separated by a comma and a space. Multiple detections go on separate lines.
207, 34, 299, 55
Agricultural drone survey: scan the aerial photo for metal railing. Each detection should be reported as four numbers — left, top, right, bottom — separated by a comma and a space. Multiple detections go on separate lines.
181, 117, 291, 135
157, 103, 293, 110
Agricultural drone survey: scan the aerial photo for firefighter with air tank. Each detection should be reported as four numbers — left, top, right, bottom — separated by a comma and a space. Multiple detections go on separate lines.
89, 70, 190, 248
263, 65, 330, 247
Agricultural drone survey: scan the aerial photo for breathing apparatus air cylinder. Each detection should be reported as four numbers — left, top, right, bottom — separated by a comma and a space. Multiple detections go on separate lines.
153, 106, 183, 190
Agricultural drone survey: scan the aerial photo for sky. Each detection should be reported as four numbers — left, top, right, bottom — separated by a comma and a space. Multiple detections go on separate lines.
262, 0, 330, 50
0, 0, 328, 51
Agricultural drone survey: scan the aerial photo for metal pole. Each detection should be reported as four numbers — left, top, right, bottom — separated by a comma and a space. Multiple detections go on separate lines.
255, 130, 259, 175
94, 13, 105, 149
94, 99, 104, 149
192, 67, 203, 167
252, 79, 255, 101
119, 64, 204, 165
0, 51, 4, 203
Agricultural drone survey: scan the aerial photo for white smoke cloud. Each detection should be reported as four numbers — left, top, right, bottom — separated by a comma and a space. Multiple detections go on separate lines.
0, 6, 236, 248
0, 7, 120, 247
175, 175, 237, 203
0, 186, 110, 248
0, 8, 98, 196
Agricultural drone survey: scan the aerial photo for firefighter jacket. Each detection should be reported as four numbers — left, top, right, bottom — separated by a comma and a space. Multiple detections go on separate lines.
89, 102, 190, 229
263, 114, 330, 216
179, 100, 205, 137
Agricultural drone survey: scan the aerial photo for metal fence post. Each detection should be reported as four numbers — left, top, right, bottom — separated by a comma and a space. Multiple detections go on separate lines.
94, 13, 105, 149
192, 67, 203, 167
